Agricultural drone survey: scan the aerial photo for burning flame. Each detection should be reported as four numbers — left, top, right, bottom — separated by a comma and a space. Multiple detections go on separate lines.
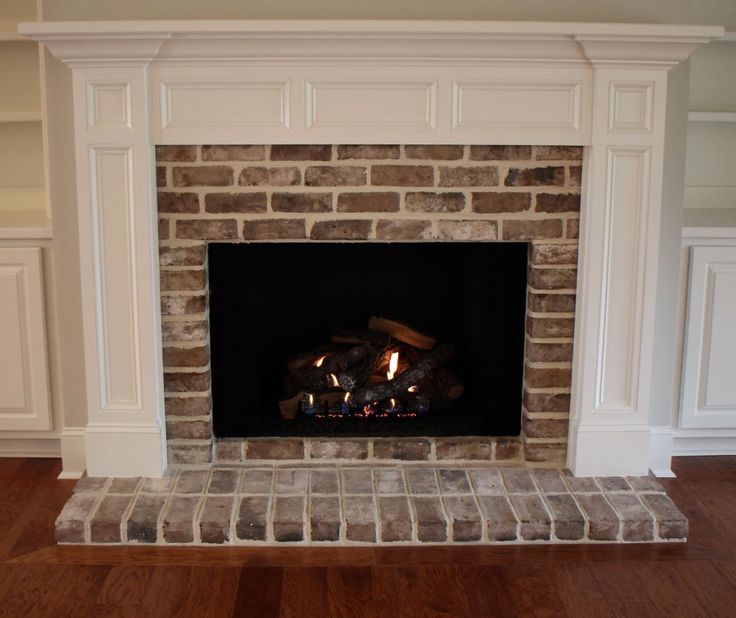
308, 393, 314, 405
315, 355, 326, 367
387, 352, 399, 380
327, 373, 339, 388
344, 392, 351, 403
390, 398, 397, 408
408, 385, 418, 393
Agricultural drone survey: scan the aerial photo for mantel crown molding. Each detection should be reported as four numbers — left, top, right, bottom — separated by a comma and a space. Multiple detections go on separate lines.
19, 20, 724, 67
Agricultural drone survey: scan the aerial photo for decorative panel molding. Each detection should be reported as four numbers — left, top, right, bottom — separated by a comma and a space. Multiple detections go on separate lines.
158, 78, 290, 131
681, 246, 736, 429
0, 248, 51, 431
452, 79, 583, 131
608, 82, 654, 133
305, 79, 437, 131
89, 146, 141, 411
595, 147, 651, 412
86, 81, 132, 130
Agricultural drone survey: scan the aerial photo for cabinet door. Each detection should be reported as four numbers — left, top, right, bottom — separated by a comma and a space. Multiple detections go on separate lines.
681, 245, 736, 429
0, 247, 51, 430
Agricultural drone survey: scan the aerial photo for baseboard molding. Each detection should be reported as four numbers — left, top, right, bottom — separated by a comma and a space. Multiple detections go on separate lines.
569, 424, 652, 476
86, 424, 167, 477
59, 427, 86, 479
673, 429, 736, 456
649, 426, 675, 478
0, 437, 61, 458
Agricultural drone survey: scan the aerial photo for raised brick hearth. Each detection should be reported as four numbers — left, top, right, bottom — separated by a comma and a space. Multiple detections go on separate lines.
157, 144, 581, 467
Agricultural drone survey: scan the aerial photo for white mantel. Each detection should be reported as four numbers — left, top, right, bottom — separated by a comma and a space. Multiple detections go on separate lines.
20, 20, 723, 477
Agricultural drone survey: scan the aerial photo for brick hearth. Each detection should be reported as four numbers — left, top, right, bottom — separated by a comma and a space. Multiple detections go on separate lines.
55, 465, 687, 545
157, 144, 581, 466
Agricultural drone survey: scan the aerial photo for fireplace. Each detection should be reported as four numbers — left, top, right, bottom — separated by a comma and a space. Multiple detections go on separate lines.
208, 242, 528, 438
20, 20, 723, 478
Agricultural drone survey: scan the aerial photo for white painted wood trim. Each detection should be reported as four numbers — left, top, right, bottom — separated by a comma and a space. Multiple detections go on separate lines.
688, 111, 736, 123
22, 20, 721, 477
59, 427, 86, 479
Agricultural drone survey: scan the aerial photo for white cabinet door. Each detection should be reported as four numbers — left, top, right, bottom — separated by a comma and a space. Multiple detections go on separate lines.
681, 245, 736, 429
0, 247, 51, 430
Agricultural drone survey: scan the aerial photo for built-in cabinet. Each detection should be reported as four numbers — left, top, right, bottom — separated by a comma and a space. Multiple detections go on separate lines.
0, 247, 51, 430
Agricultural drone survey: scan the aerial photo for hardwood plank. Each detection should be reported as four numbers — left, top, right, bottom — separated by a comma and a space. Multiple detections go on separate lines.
182, 566, 240, 617
280, 567, 328, 618
499, 565, 566, 618
673, 560, 736, 618
139, 566, 193, 617
457, 565, 518, 618
97, 565, 156, 605
327, 566, 374, 618
551, 563, 615, 618
232, 566, 283, 618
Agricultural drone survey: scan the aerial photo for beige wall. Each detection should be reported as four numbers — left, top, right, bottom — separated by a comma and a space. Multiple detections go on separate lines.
39, 0, 736, 27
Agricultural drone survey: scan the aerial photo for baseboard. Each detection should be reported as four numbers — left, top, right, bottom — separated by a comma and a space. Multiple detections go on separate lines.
85, 423, 167, 477
673, 429, 736, 456
0, 437, 61, 458
649, 426, 675, 478
59, 427, 86, 479
569, 424, 652, 476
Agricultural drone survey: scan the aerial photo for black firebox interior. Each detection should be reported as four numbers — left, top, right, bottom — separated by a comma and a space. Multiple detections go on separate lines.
209, 243, 527, 438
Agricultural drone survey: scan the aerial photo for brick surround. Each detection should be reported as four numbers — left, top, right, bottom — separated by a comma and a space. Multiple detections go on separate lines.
157, 145, 582, 466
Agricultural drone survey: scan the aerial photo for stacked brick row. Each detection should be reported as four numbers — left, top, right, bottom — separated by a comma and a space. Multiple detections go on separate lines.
56, 467, 687, 545
156, 144, 582, 465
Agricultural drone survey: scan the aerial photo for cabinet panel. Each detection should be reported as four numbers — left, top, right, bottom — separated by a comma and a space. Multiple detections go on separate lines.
681, 245, 736, 428
0, 247, 51, 430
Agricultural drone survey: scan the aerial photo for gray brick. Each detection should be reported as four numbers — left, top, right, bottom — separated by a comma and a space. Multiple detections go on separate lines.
343, 496, 376, 542
240, 469, 274, 494
444, 496, 482, 542
56, 494, 99, 543
627, 476, 665, 493
509, 494, 551, 540
163, 495, 200, 543
309, 439, 369, 460
275, 469, 308, 494
576, 494, 620, 541
608, 494, 653, 542
379, 496, 413, 542
544, 494, 585, 540
273, 496, 305, 542
236, 496, 270, 541
73, 475, 107, 494
127, 494, 166, 543
412, 496, 448, 542
245, 438, 304, 460
199, 496, 234, 544
374, 469, 405, 494
310, 496, 341, 542
373, 438, 431, 460
175, 470, 210, 495
532, 469, 568, 493
640, 494, 688, 540
341, 468, 373, 494
208, 469, 240, 494
564, 473, 600, 493
501, 468, 537, 494
108, 478, 142, 494
478, 495, 518, 542
90, 495, 132, 543
438, 469, 472, 494
598, 477, 632, 493
435, 438, 493, 461
468, 469, 505, 496
310, 469, 339, 495
215, 439, 243, 463
406, 468, 438, 495
141, 474, 176, 494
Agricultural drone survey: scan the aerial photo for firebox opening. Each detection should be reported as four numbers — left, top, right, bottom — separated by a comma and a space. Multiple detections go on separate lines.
209, 242, 527, 438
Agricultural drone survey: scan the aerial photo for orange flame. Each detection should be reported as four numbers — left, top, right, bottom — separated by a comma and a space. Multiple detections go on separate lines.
315, 355, 326, 367
390, 398, 397, 408
408, 385, 418, 393
308, 393, 314, 405
344, 392, 351, 403
327, 373, 339, 387
387, 352, 399, 380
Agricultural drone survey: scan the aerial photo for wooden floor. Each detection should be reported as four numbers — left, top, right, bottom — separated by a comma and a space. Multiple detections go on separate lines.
1, 458, 735, 617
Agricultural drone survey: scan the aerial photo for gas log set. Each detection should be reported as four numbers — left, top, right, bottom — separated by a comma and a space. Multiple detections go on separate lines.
278, 317, 464, 421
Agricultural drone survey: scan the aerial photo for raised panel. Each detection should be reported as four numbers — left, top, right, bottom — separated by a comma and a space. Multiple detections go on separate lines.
90, 146, 141, 410
681, 246, 736, 428
87, 81, 132, 130
596, 147, 651, 412
452, 80, 583, 131
0, 248, 51, 431
306, 79, 436, 131
608, 81, 653, 133
159, 80, 290, 130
